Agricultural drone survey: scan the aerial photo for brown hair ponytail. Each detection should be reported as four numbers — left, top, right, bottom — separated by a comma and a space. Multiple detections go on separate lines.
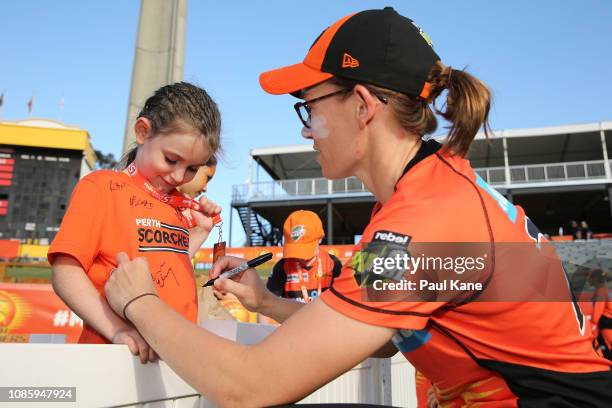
332, 61, 492, 158
428, 62, 492, 157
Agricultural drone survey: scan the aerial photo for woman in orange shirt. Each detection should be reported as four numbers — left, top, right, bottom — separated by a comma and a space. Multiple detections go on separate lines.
105, 8, 611, 407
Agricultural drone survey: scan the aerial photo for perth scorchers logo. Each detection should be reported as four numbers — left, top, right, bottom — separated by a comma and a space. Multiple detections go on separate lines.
0, 290, 30, 330
136, 218, 189, 255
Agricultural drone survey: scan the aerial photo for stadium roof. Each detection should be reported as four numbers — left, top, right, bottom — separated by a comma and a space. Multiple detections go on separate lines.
251, 121, 612, 180
473, 120, 612, 139
0, 119, 96, 168
250, 144, 319, 180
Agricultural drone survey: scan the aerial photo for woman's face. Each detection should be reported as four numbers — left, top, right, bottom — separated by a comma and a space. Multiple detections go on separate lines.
135, 120, 211, 193
300, 82, 361, 180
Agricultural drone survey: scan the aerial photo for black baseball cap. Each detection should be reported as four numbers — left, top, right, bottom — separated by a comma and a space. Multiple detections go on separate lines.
259, 7, 440, 99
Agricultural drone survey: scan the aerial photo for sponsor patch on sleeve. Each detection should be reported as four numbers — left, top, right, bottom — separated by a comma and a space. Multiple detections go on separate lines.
372, 230, 412, 246
351, 230, 412, 282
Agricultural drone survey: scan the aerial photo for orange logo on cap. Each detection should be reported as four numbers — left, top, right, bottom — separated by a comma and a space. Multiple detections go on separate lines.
342, 53, 359, 68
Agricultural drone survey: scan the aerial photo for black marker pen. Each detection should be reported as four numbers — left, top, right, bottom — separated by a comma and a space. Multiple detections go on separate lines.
202, 252, 273, 287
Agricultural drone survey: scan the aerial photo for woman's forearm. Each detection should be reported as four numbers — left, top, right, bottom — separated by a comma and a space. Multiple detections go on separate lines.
259, 291, 304, 323
106, 254, 396, 407
260, 291, 396, 358
125, 295, 394, 408
126, 296, 261, 407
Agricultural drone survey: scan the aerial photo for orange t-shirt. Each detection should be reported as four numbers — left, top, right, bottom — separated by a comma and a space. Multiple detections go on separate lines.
322, 140, 612, 407
48, 170, 197, 343
266, 251, 340, 302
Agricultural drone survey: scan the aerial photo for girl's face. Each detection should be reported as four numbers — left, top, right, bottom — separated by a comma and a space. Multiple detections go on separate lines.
300, 82, 361, 180
134, 119, 211, 193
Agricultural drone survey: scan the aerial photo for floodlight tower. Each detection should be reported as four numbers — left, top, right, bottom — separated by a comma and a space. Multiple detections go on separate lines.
122, 0, 187, 154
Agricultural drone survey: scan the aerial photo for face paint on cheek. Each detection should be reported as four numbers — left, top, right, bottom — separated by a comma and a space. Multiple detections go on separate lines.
301, 126, 312, 139
310, 114, 330, 139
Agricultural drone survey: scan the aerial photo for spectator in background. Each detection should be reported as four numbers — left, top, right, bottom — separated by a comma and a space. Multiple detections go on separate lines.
570, 220, 580, 240
579, 220, 593, 240
266, 210, 342, 303
177, 157, 217, 198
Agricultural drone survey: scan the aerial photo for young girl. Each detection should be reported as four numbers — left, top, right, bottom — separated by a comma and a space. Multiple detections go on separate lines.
49, 82, 222, 363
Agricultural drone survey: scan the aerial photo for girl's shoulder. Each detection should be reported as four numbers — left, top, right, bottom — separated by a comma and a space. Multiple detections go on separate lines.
74, 170, 131, 198
80, 169, 126, 185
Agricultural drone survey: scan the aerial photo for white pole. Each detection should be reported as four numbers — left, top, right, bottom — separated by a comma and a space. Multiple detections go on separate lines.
59, 96, 65, 122
0, 90, 5, 121
600, 122, 611, 180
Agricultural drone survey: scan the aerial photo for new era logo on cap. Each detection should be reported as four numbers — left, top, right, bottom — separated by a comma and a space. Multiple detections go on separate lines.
259, 7, 440, 99
342, 53, 360, 68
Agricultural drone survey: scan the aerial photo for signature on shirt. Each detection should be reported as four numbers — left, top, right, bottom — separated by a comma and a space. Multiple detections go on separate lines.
154, 262, 179, 288
109, 180, 126, 192
130, 195, 154, 209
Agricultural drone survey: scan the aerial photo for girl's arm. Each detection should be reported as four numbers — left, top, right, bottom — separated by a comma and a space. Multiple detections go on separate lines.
188, 227, 210, 259
52, 255, 155, 363
105, 253, 396, 408
187, 197, 222, 258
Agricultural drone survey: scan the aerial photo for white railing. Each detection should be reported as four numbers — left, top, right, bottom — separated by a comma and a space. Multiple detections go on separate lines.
232, 177, 369, 203
0, 321, 416, 408
475, 159, 610, 186
233, 160, 611, 203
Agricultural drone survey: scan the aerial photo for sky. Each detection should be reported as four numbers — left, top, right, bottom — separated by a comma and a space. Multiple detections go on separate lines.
1, 1, 612, 246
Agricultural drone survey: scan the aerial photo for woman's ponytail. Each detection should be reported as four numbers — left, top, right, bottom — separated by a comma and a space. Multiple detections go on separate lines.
331, 61, 492, 157
430, 63, 492, 157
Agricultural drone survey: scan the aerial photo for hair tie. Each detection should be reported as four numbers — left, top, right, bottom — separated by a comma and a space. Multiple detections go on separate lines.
418, 82, 432, 102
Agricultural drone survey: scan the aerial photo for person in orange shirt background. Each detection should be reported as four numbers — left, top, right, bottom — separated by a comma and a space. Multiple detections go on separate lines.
266, 210, 342, 303
49, 82, 222, 363
177, 156, 217, 198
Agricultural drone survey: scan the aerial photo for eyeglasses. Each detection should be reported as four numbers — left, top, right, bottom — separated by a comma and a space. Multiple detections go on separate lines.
293, 88, 389, 129
293, 89, 349, 129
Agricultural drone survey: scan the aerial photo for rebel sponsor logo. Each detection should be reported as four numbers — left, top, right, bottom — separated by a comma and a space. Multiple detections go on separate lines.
372, 230, 411, 246
136, 218, 189, 255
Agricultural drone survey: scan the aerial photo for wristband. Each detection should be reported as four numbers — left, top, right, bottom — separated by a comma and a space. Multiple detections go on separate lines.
122, 293, 159, 321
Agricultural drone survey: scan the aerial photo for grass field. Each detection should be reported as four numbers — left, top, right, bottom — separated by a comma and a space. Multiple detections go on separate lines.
1, 263, 273, 283
2, 265, 52, 282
